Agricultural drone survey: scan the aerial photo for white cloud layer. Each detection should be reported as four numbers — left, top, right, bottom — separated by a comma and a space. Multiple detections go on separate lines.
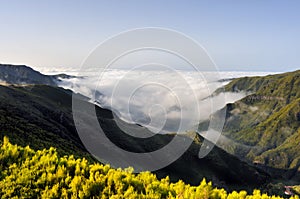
58, 70, 271, 134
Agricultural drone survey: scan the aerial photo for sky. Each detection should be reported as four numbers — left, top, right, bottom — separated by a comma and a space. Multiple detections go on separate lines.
0, 0, 300, 72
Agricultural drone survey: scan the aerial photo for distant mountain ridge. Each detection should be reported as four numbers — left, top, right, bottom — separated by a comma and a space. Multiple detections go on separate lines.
0, 64, 75, 85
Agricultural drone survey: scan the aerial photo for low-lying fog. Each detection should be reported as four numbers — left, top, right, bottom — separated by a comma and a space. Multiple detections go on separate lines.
54, 69, 272, 134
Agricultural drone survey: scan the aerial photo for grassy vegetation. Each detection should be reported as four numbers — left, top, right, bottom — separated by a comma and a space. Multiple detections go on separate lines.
220, 70, 300, 173
0, 137, 297, 199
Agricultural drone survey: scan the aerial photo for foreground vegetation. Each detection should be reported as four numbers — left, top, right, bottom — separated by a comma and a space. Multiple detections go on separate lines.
0, 137, 298, 199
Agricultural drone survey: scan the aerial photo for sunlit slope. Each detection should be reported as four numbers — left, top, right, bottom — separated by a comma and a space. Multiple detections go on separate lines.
221, 70, 300, 172
0, 137, 293, 199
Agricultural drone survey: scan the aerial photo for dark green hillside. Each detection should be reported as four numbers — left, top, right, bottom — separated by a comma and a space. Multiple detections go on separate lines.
220, 70, 300, 174
0, 85, 89, 158
0, 84, 268, 191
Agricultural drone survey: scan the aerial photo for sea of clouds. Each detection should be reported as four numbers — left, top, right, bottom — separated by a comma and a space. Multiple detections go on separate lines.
49, 68, 273, 134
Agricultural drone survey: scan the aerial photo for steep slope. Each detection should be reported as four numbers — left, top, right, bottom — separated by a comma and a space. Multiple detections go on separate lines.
220, 70, 300, 174
0, 84, 268, 191
0, 85, 89, 158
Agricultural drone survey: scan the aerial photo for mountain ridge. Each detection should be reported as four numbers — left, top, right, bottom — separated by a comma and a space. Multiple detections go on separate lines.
0, 64, 76, 86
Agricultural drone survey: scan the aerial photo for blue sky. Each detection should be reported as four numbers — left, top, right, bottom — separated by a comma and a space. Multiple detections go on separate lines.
0, 0, 299, 71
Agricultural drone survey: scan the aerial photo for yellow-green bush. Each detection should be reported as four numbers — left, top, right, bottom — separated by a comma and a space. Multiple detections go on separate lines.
0, 137, 298, 199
